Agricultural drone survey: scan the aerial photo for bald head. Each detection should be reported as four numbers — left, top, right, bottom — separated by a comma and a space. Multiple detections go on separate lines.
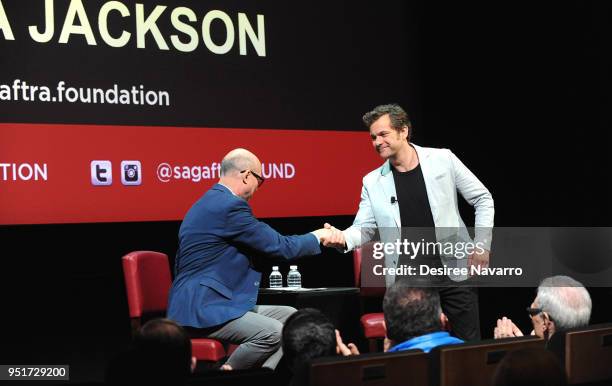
220, 148, 260, 177
219, 148, 263, 201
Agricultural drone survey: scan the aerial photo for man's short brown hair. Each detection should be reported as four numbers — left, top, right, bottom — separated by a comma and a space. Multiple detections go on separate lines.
362, 104, 412, 134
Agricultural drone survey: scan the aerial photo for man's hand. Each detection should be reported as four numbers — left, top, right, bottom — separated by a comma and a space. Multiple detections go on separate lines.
468, 249, 490, 275
493, 316, 524, 339
335, 329, 360, 356
313, 228, 332, 241
320, 223, 346, 249
383, 337, 392, 352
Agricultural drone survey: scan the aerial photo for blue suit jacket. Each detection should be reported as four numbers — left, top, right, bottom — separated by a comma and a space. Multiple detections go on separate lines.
167, 184, 321, 328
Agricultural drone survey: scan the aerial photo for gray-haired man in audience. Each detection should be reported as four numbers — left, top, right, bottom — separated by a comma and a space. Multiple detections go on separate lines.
494, 275, 592, 340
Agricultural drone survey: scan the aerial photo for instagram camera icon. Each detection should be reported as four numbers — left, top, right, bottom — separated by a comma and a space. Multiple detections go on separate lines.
121, 161, 142, 186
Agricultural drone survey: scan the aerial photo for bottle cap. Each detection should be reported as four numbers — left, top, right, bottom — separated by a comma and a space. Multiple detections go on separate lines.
272, 266, 279, 270
290, 265, 297, 270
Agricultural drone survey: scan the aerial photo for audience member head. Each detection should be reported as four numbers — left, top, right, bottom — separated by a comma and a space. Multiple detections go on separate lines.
106, 318, 195, 386
282, 308, 336, 376
219, 148, 264, 201
531, 275, 591, 339
383, 280, 447, 347
492, 347, 567, 386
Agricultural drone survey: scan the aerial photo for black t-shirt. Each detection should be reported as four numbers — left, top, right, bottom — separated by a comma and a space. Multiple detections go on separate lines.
391, 163, 435, 229
391, 163, 440, 268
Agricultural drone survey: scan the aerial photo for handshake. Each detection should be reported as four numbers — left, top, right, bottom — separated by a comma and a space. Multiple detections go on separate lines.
313, 223, 346, 249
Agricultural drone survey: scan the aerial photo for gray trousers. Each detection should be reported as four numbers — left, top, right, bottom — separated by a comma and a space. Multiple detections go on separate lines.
205, 305, 297, 370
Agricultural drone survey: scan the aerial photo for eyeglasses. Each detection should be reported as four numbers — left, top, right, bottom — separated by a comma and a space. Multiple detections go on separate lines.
526, 307, 554, 321
240, 169, 265, 187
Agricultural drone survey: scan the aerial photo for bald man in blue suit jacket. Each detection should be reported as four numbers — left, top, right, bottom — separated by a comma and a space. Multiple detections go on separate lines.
168, 148, 327, 370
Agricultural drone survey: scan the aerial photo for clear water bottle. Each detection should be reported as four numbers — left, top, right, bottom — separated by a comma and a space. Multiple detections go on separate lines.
287, 265, 302, 288
269, 266, 283, 288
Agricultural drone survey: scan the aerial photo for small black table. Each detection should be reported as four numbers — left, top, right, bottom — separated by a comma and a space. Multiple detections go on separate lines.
257, 287, 362, 348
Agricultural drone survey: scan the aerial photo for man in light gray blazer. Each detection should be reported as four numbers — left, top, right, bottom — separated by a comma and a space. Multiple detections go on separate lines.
325, 104, 494, 340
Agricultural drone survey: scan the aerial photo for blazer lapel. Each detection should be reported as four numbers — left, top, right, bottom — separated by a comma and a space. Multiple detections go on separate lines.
378, 161, 401, 229
413, 144, 439, 224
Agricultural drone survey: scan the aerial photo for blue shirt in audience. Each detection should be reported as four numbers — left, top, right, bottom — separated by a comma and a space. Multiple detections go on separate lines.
387, 331, 464, 353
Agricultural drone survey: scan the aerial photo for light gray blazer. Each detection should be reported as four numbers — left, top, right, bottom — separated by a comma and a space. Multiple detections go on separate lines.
343, 144, 494, 283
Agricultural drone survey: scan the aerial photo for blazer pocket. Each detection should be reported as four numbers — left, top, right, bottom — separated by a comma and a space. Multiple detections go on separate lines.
199, 276, 233, 299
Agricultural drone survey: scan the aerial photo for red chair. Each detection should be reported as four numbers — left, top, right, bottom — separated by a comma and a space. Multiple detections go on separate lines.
122, 250, 226, 362
353, 246, 386, 352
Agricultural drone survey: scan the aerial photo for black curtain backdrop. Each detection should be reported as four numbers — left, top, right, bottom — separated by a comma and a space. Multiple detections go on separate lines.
0, 1, 610, 382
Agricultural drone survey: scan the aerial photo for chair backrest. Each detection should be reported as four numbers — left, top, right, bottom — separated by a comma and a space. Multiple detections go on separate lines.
431, 336, 545, 386
353, 245, 386, 297
187, 368, 279, 386
309, 350, 428, 386
555, 323, 612, 384
122, 251, 172, 319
